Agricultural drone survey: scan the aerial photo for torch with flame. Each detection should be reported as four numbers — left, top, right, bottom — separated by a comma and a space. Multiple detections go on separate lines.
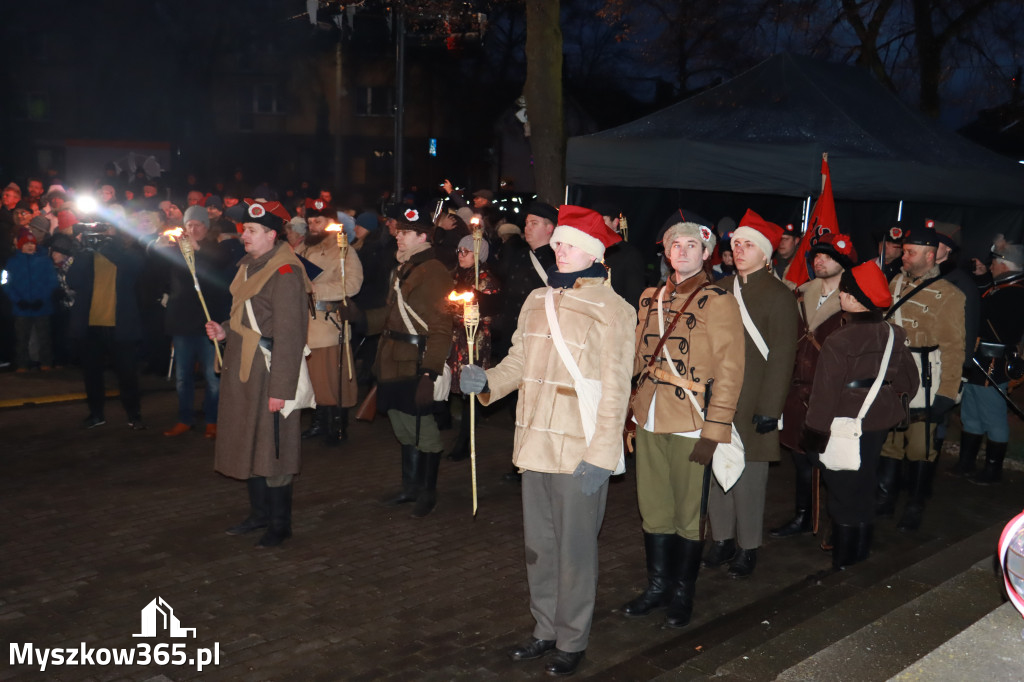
326, 225, 354, 381
176, 228, 223, 368
469, 215, 482, 290
619, 212, 629, 242
449, 289, 480, 516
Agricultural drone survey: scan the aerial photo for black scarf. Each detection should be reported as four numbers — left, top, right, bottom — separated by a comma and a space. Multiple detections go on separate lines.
547, 261, 607, 289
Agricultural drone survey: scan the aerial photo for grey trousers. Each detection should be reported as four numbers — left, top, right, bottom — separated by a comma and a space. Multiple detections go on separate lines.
707, 461, 769, 550
521, 470, 608, 653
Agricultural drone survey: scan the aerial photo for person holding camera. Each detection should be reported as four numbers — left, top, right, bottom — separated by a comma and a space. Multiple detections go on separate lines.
3, 229, 59, 371
66, 222, 146, 429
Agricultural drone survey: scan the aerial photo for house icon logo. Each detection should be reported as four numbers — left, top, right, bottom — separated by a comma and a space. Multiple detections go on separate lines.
132, 597, 197, 638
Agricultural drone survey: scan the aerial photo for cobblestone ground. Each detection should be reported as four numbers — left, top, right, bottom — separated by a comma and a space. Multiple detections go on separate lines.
1, 374, 1020, 681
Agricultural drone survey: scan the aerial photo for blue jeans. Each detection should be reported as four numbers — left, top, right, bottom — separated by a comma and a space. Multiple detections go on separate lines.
173, 334, 219, 425
961, 382, 1009, 442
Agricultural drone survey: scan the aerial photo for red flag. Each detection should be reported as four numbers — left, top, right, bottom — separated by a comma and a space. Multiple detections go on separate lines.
785, 154, 839, 287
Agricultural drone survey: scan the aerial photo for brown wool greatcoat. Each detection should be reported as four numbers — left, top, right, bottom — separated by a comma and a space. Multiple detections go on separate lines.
214, 242, 310, 480
479, 279, 635, 474
780, 278, 844, 452
630, 271, 745, 443
370, 247, 454, 389
719, 267, 799, 462
801, 314, 920, 452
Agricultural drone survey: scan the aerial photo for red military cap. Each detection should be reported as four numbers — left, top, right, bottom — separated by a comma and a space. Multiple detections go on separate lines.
242, 198, 290, 235
732, 209, 784, 263
841, 261, 893, 311
304, 197, 332, 218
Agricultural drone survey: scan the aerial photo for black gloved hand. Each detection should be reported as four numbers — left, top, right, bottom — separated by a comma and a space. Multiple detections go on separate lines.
688, 437, 717, 466
28, 299, 43, 311
415, 373, 436, 409
15, 301, 29, 311
752, 414, 779, 434
930, 395, 956, 422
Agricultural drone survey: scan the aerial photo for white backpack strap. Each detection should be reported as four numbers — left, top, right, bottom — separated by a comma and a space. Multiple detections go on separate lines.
529, 250, 549, 285
544, 288, 584, 385
733, 277, 770, 361
393, 277, 426, 335
857, 324, 896, 420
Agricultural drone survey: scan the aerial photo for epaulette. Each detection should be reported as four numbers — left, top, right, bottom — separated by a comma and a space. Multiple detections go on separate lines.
277, 264, 293, 274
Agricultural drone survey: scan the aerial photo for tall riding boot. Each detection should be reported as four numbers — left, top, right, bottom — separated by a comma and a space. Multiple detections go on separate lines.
875, 456, 900, 518
897, 460, 933, 531
336, 407, 349, 441
257, 482, 293, 547
301, 406, 329, 440
385, 445, 421, 505
970, 441, 1007, 486
621, 533, 679, 617
323, 406, 340, 445
411, 451, 441, 518
831, 523, 861, 570
949, 432, 983, 476
665, 538, 704, 628
770, 453, 814, 537
447, 398, 471, 461
226, 477, 269, 535
855, 523, 873, 563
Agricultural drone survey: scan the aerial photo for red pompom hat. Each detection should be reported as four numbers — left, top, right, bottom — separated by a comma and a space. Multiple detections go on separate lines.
840, 261, 893, 311
551, 205, 621, 260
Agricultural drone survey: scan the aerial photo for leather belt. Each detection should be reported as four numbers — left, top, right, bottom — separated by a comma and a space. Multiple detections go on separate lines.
651, 367, 705, 395
382, 329, 425, 346
314, 299, 346, 313
908, 344, 939, 355
845, 378, 892, 389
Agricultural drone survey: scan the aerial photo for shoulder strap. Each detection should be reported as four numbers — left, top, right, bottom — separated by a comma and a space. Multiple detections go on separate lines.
529, 250, 549, 285
884, 273, 943, 320
733, 277, 769, 360
857, 324, 895, 419
645, 281, 706, 372
544, 288, 585, 385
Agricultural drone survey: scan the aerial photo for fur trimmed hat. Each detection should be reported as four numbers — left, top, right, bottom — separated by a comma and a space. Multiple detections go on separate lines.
550, 205, 620, 261
396, 206, 434, 236
809, 231, 858, 270
732, 209, 784, 264
304, 197, 332, 218
840, 261, 893, 311
662, 221, 717, 254
241, 198, 290, 235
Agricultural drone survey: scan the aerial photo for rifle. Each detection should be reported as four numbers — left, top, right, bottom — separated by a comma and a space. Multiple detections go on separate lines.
355, 384, 378, 422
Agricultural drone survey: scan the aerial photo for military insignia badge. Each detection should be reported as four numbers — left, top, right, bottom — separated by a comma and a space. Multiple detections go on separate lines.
404, 208, 420, 222
248, 203, 266, 219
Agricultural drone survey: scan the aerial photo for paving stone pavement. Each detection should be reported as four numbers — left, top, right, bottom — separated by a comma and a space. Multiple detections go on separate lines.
1, 373, 1021, 681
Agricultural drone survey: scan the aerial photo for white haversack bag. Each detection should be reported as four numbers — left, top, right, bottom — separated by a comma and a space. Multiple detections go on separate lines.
820, 324, 895, 472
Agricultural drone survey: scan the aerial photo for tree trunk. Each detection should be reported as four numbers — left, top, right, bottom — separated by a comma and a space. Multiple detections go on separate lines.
524, 0, 564, 204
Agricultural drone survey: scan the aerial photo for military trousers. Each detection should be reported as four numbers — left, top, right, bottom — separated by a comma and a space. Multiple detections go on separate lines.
707, 461, 769, 550
881, 421, 938, 463
635, 427, 705, 540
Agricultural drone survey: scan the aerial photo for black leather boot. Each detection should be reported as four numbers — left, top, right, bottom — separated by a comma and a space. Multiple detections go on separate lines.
665, 538, 704, 628
226, 476, 269, 535
949, 432, 983, 476
831, 523, 860, 570
323, 406, 340, 445
411, 451, 441, 518
334, 407, 349, 442
703, 538, 737, 568
622, 533, 678, 616
301, 406, 328, 440
875, 456, 900, 518
970, 441, 1007, 485
855, 523, 873, 563
897, 461, 933, 531
257, 483, 293, 547
384, 445, 421, 505
727, 548, 757, 579
770, 453, 814, 537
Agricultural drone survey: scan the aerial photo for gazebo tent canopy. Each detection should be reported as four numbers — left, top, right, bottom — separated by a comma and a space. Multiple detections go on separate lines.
566, 53, 1024, 207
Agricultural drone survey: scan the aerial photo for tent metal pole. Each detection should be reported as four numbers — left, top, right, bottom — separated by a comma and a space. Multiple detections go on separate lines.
801, 195, 811, 234
897, 200, 903, 222
564, 185, 569, 204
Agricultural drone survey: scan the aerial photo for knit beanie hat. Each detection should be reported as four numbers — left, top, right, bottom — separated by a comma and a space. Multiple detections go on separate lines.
16, 228, 37, 250
183, 205, 209, 228
458, 234, 489, 262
